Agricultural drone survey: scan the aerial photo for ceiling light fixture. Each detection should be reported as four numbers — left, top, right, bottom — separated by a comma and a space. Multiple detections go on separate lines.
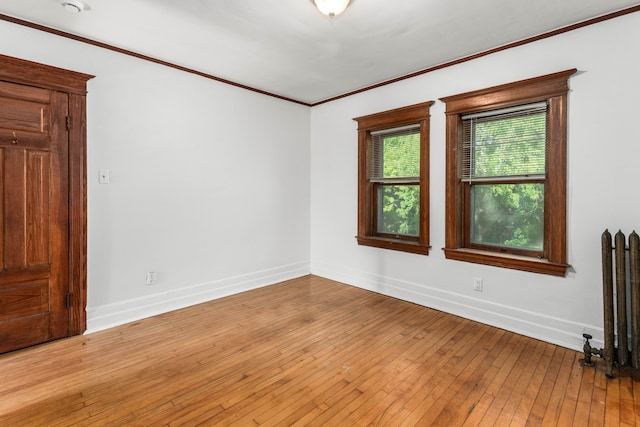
313, 0, 351, 18
60, 0, 91, 13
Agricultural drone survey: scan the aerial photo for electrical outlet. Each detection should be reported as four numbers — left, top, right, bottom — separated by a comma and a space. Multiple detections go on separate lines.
473, 277, 483, 291
146, 271, 157, 286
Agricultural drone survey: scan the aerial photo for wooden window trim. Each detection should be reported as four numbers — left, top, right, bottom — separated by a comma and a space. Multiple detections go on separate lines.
354, 101, 434, 256
440, 70, 576, 276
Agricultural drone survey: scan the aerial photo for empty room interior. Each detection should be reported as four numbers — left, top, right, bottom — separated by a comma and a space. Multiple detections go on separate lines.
1, 0, 640, 425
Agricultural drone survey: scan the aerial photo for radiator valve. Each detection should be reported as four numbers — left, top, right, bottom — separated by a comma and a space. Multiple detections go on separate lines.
581, 333, 603, 367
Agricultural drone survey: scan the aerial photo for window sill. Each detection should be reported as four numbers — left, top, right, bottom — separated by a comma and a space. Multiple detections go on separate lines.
357, 236, 430, 255
443, 248, 569, 276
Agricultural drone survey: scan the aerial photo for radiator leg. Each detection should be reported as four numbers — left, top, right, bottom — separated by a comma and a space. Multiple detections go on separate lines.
603, 230, 615, 377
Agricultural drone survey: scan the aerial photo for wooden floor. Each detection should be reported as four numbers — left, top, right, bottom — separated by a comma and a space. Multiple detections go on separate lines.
1, 275, 638, 426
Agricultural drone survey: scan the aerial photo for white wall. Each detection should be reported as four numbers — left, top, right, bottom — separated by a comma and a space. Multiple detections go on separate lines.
310, 11, 640, 351
0, 20, 311, 332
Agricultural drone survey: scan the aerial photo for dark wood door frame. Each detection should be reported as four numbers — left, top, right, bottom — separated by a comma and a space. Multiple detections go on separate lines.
0, 54, 93, 335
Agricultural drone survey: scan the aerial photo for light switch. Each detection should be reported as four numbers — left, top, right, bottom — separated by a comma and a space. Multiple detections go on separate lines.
99, 169, 110, 184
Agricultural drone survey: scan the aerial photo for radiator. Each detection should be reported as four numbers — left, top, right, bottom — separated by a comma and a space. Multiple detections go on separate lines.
582, 229, 640, 378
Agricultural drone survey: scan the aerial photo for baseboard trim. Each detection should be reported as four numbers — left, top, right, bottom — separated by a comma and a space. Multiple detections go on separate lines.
310, 262, 601, 352
86, 261, 310, 334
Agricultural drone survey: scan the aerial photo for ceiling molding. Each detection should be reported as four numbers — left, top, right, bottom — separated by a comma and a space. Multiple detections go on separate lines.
0, 13, 311, 107
2, 5, 639, 107
310, 4, 640, 106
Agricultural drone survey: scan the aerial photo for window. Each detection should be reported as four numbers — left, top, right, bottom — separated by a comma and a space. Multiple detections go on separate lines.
353, 101, 433, 255
462, 103, 547, 256
440, 70, 576, 276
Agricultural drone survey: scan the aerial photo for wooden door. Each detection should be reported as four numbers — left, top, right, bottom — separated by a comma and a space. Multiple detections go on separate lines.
0, 80, 70, 353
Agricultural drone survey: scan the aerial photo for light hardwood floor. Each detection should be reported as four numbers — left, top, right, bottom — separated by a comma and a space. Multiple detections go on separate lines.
1, 275, 638, 426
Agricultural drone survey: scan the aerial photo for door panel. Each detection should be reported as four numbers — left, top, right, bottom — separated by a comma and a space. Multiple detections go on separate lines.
0, 98, 49, 136
26, 150, 51, 267
0, 80, 69, 353
0, 315, 49, 354
0, 80, 50, 149
0, 280, 49, 321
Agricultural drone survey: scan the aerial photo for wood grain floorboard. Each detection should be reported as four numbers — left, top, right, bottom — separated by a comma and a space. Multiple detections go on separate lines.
0, 274, 637, 426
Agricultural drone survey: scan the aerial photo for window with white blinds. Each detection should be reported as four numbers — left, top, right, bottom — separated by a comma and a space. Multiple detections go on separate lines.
368, 124, 421, 237
441, 69, 574, 275
459, 102, 547, 183
354, 101, 432, 255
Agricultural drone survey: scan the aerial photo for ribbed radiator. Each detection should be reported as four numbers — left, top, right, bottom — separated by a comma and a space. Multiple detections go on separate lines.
582, 229, 640, 378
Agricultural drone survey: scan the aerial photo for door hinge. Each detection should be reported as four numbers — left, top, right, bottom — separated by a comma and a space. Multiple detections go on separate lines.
66, 116, 71, 131
66, 293, 71, 308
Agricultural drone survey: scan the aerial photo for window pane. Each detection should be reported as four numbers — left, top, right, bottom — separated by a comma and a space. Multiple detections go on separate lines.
377, 185, 419, 236
371, 130, 421, 180
472, 112, 546, 178
383, 132, 420, 178
470, 183, 544, 251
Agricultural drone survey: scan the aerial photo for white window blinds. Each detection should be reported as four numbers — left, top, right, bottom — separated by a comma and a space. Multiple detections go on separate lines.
370, 124, 421, 183
459, 102, 547, 183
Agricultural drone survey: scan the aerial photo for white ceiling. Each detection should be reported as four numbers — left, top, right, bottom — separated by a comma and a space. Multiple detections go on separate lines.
1, 0, 639, 104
